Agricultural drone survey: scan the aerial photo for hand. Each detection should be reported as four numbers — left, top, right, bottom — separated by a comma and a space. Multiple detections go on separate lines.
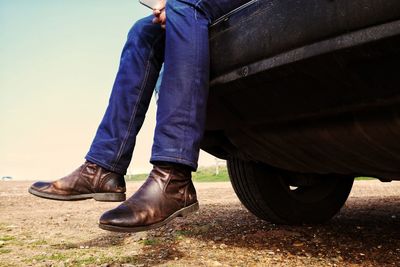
152, 0, 166, 29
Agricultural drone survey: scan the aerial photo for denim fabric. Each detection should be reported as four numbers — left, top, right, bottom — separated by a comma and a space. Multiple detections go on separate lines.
86, 0, 252, 174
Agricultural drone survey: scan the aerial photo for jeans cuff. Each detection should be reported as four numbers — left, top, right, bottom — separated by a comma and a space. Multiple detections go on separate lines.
85, 155, 127, 175
150, 155, 197, 171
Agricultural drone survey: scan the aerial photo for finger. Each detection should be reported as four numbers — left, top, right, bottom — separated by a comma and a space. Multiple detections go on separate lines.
159, 11, 166, 24
152, 17, 160, 24
153, 9, 161, 16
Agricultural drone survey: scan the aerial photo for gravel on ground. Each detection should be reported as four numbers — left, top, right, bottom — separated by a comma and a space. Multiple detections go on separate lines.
0, 180, 399, 266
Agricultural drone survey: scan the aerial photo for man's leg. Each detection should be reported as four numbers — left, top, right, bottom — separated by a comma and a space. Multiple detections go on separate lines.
149, 0, 210, 170
152, 0, 252, 170
86, 16, 165, 175
29, 16, 166, 202
99, 0, 252, 231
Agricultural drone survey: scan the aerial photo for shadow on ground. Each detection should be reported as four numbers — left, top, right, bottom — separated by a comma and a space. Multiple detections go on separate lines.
48, 197, 400, 266
138, 197, 400, 266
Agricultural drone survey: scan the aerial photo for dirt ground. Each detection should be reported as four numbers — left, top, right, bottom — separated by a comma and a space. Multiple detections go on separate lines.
0, 180, 399, 267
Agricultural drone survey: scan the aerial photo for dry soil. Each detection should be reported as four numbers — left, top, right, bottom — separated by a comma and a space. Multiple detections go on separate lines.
0, 180, 400, 266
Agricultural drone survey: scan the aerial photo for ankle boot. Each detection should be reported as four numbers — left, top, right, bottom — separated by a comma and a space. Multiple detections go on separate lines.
29, 161, 126, 202
98, 164, 198, 232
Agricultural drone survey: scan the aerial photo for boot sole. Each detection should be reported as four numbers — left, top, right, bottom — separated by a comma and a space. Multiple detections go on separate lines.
98, 202, 199, 233
28, 187, 126, 202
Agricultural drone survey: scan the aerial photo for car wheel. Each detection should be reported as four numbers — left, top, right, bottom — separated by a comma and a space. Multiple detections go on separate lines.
227, 157, 354, 224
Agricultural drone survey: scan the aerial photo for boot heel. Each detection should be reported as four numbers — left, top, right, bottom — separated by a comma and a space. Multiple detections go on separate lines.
178, 202, 199, 217
94, 193, 126, 202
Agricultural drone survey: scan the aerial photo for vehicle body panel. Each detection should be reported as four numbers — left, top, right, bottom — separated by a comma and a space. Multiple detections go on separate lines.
202, 0, 400, 179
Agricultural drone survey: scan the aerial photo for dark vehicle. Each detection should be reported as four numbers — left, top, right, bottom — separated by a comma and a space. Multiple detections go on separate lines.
201, 0, 400, 224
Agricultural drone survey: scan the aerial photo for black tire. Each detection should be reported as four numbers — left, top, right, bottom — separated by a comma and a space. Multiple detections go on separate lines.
227, 157, 354, 224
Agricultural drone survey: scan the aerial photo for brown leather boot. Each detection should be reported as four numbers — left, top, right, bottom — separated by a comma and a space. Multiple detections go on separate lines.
98, 164, 199, 232
29, 161, 126, 202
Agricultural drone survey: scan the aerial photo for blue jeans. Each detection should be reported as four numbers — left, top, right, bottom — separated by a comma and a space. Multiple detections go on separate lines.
86, 0, 251, 174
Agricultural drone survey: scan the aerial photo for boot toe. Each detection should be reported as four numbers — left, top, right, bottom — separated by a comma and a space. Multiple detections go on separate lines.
30, 181, 51, 191
99, 205, 135, 227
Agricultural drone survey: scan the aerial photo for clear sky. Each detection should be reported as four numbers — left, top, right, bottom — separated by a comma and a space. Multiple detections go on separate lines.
0, 0, 217, 180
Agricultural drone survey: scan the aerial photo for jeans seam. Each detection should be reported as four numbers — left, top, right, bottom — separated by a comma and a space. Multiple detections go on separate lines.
194, 0, 203, 21
112, 34, 164, 171
194, 0, 212, 24
180, 4, 199, 159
